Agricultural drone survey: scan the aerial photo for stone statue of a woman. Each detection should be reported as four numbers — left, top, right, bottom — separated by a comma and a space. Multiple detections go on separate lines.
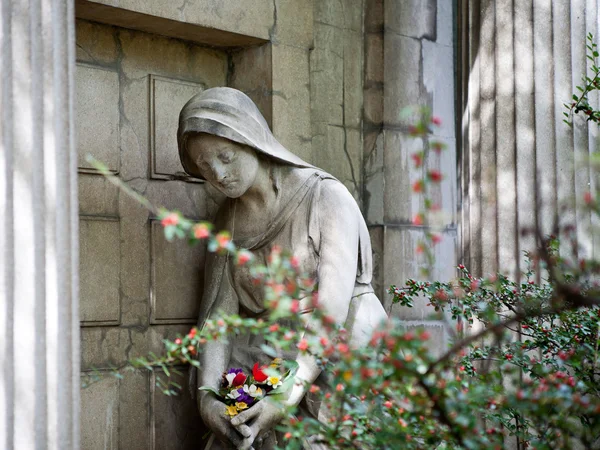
178, 87, 387, 449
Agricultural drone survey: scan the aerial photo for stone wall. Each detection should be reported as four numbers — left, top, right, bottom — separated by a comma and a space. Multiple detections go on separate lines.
365, 0, 458, 352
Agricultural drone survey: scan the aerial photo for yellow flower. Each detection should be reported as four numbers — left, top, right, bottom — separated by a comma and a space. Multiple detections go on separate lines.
225, 405, 239, 417
235, 402, 249, 411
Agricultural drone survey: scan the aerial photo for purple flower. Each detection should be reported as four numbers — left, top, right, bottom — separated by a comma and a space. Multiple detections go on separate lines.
235, 388, 254, 405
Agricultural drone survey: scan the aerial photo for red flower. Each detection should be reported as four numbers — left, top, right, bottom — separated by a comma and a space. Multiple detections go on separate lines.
584, 191, 593, 204
431, 141, 446, 154
290, 256, 300, 268
431, 116, 442, 126
232, 372, 247, 386
269, 324, 280, 332
252, 362, 269, 382
188, 327, 197, 339
416, 243, 426, 254
412, 180, 424, 193
427, 170, 443, 182
431, 234, 442, 245
284, 432, 292, 439
193, 223, 210, 239
236, 250, 253, 266
412, 213, 424, 226
336, 383, 344, 392
174, 338, 182, 345
290, 299, 300, 313
161, 212, 179, 227
411, 152, 423, 167
216, 231, 231, 249
337, 343, 350, 354
297, 339, 309, 351
384, 400, 393, 408
309, 384, 320, 393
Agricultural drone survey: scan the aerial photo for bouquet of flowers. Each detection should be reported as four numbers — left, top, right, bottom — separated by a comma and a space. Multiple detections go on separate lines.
199, 358, 298, 417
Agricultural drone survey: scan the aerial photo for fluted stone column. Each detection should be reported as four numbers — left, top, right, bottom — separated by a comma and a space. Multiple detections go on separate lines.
0, 0, 79, 449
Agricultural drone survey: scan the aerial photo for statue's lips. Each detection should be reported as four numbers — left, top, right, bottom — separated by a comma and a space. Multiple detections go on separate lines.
219, 180, 237, 189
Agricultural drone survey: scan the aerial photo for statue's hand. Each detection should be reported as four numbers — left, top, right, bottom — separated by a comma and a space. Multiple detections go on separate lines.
199, 392, 252, 448
230, 398, 286, 450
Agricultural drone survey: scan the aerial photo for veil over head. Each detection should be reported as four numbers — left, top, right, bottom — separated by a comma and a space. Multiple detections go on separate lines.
178, 87, 314, 179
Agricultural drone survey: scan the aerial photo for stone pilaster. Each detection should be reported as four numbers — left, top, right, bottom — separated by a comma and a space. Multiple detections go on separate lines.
0, 0, 79, 448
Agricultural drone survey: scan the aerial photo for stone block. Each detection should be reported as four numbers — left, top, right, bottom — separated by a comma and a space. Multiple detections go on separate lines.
423, 40, 456, 139
364, 131, 384, 224
117, 371, 150, 450
271, 44, 312, 162
274, 0, 313, 47
150, 75, 205, 181
79, 217, 120, 326
80, 374, 119, 450
343, 29, 364, 129
230, 44, 273, 127
400, 321, 449, 358
384, 0, 437, 40
363, 84, 383, 125
76, 63, 120, 173
81, 327, 133, 368
78, 0, 274, 42
151, 368, 205, 449
75, 19, 118, 66
368, 225, 385, 305
78, 175, 119, 216
341, 0, 364, 31
383, 34, 425, 126
436, 0, 454, 46
383, 130, 422, 223
365, 0, 383, 32
383, 227, 457, 320
365, 33, 384, 84
314, 0, 345, 27
150, 221, 205, 324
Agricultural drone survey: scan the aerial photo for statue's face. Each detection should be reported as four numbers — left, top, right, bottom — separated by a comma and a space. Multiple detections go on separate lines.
186, 134, 260, 198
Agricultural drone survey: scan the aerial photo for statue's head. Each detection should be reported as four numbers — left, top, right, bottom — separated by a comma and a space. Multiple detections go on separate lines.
185, 133, 260, 198
178, 87, 313, 191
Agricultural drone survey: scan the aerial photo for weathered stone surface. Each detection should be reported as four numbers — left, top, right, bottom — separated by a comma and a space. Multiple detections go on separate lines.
77, 0, 274, 42
436, 0, 454, 46
314, 0, 345, 27
383, 131, 422, 223
76, 64, 120, 173
423, 40, 456, 139
150, 221, 205, 324
383, 227, 457, 319
118, 371, 150, 450
151, 75, 205, 180
152, 369, 204, 449
341, 0, 363, 31
230, 44, 273, 126
364, 131, 384, 224
80, 375, 119, 450
365, 33, 384, 84
368, 225, 385, 304
272, 44, 312, 162
383, 34, 425, 126
401, 321, 449, 358
79, 218, 120, 325
343, 29, 364, 129
78, 176, 119, 216
384, 0, 437, 40
364, 0, 383, 32
274, 0, 313, 47
363, 84, 383, 125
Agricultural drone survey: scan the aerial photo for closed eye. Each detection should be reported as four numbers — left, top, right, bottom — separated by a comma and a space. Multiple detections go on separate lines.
218, 152, 233, 164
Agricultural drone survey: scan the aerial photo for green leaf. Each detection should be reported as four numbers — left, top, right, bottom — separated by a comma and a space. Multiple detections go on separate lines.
260, 344, 278, 358
198, 386, 221, 397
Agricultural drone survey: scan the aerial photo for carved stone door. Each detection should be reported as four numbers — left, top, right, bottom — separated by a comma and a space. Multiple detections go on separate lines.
76, 20, 228, 449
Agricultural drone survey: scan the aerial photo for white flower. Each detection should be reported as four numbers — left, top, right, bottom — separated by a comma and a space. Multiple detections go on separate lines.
243, 384, 264, 398
267, 376, 283, 389
226, 389, 241, 400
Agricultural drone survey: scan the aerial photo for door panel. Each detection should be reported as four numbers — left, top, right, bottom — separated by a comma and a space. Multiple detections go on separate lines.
76, 19, 227, 449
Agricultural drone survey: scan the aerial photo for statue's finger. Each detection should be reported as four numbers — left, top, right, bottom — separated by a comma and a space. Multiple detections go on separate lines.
236, 436, 256, 450
231, 407, 261, 426
234, 423, 253, 438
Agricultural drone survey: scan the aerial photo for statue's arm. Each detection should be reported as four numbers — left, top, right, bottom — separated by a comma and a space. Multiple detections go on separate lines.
286, 181, 360, 406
